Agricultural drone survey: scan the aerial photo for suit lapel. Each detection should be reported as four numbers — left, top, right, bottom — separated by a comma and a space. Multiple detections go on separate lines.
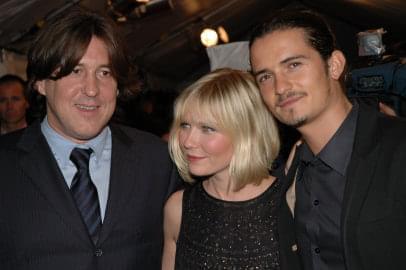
341, 102, 381, 261
17, 123, 92, 244
98, 125, 140, 244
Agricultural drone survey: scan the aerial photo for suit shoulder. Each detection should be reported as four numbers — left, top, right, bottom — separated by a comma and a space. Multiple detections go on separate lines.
372, 114, 406, 159
111, 124, 168, 149
378, 114, 406, 140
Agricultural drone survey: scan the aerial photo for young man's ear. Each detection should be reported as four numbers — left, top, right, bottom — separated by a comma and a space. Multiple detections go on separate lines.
328, 50, 346, 80
35, 80, 46, 96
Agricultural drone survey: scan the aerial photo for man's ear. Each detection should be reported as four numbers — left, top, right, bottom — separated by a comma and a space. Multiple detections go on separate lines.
35, 80, 47, 96
328, 50, 346, 80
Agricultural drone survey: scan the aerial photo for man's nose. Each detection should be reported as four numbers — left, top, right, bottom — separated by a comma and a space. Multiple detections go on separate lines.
274, 74, 292, 95
83, 73, 100, 97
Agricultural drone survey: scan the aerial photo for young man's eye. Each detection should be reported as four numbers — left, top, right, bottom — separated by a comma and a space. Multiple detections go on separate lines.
257, 73, 273, 84
289, 62, 301, 69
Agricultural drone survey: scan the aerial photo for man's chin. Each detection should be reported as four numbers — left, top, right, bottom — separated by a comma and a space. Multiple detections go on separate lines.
278, 115, 307, 128
291, 118, 307, 128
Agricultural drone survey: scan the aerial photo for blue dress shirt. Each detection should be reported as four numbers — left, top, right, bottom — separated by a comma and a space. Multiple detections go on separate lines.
41, 117, 112, 222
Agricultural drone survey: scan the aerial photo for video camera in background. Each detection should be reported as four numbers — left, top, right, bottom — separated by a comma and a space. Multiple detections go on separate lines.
347, 28, 406, 116
348, 61, 406, 116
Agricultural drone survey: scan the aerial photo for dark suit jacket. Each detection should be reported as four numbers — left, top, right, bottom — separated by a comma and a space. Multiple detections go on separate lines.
279, 101, 406, 270
0, 122, 181, 270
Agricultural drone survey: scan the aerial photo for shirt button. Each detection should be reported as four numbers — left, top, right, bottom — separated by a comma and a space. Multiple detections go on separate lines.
94, 249, 103, 257
314, 247, 321, 254
313, 199, 320, 206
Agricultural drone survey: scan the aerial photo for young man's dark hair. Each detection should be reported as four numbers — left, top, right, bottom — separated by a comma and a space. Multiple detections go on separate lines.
249, 8, 336, 61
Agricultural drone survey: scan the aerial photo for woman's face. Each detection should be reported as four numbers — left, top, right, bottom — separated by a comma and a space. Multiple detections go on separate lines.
178, 110, 234, 179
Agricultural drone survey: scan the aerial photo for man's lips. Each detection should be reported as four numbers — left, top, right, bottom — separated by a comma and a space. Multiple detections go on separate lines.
277, 93, 305, 108
75, 104, 99, 111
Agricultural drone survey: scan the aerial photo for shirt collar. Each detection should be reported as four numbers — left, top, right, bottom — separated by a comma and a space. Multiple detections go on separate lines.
299, 100, 359, 176
41, 116, 110, 168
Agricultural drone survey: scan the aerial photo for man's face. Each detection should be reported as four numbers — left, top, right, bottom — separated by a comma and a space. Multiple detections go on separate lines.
36, 36, 117, 144
0, 82, 29, 124
250, 28, 336, 128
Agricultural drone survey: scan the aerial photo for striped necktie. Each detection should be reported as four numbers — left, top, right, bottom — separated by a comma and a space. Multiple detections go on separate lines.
70, 147, 102, 244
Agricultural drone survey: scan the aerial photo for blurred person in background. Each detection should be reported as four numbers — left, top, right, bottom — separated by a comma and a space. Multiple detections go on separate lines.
0, 74, 29, 134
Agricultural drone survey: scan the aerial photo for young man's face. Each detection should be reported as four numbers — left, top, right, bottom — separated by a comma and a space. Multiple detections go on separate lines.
0, 82, 29, 125
250, 28, 339, 129
36, 36, 117, 144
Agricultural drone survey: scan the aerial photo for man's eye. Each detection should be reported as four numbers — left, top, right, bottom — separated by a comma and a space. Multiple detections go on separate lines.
257, 73, 272, 83
289, 62, 301, 69
11, 97, 22, 102
99, 69, 112, 77
72, 67, 82, 74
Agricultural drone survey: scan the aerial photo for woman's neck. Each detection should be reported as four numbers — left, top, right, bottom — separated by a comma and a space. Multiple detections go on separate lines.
203, 175, 276, 201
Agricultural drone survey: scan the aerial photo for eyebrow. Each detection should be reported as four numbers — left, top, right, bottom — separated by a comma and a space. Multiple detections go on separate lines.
252, 54, 308, 77
280, 55, 307, 64
75, 63, 112, 68
252, 68, 269, 77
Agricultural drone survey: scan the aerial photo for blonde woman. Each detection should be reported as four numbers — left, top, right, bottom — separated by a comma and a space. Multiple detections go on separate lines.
162, 68, 282, 269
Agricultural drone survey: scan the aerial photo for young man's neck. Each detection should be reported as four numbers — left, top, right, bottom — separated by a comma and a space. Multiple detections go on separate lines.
299, 94, 352, 155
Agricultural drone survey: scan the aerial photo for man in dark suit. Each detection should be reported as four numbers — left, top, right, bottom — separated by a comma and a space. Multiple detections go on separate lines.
0, 8, 180, 270
249, 9, 406, 270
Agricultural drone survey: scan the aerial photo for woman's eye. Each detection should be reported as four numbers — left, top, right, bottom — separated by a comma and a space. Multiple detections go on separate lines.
180, 122, 190, 129
201, 126, 216, 133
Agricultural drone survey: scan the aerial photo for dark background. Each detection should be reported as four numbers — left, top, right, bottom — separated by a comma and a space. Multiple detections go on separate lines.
1, 0, 405, 91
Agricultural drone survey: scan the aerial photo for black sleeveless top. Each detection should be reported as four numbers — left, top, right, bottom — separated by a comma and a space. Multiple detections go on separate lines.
175, 180, 281, 269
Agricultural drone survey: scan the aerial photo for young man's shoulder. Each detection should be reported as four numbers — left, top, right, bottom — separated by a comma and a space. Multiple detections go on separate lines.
378, 113, 406, 140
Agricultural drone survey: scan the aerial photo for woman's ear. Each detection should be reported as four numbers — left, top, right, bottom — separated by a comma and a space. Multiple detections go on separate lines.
328, 50, 346, 80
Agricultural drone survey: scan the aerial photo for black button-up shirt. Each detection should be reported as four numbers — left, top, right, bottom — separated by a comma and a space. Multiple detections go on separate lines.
295, 101, 359, 270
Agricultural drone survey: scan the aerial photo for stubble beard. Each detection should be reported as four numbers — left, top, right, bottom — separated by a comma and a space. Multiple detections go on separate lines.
276, 108, 307, 128
273, 91, 308, 128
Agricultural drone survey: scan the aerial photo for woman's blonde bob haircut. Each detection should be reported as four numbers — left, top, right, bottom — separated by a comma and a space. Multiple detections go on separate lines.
169, 68, 280, 191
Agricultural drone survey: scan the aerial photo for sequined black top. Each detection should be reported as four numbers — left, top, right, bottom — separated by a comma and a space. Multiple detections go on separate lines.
175, 179, 281, 270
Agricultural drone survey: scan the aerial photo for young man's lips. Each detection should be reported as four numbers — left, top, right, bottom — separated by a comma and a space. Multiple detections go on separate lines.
277, 95, 303, 108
